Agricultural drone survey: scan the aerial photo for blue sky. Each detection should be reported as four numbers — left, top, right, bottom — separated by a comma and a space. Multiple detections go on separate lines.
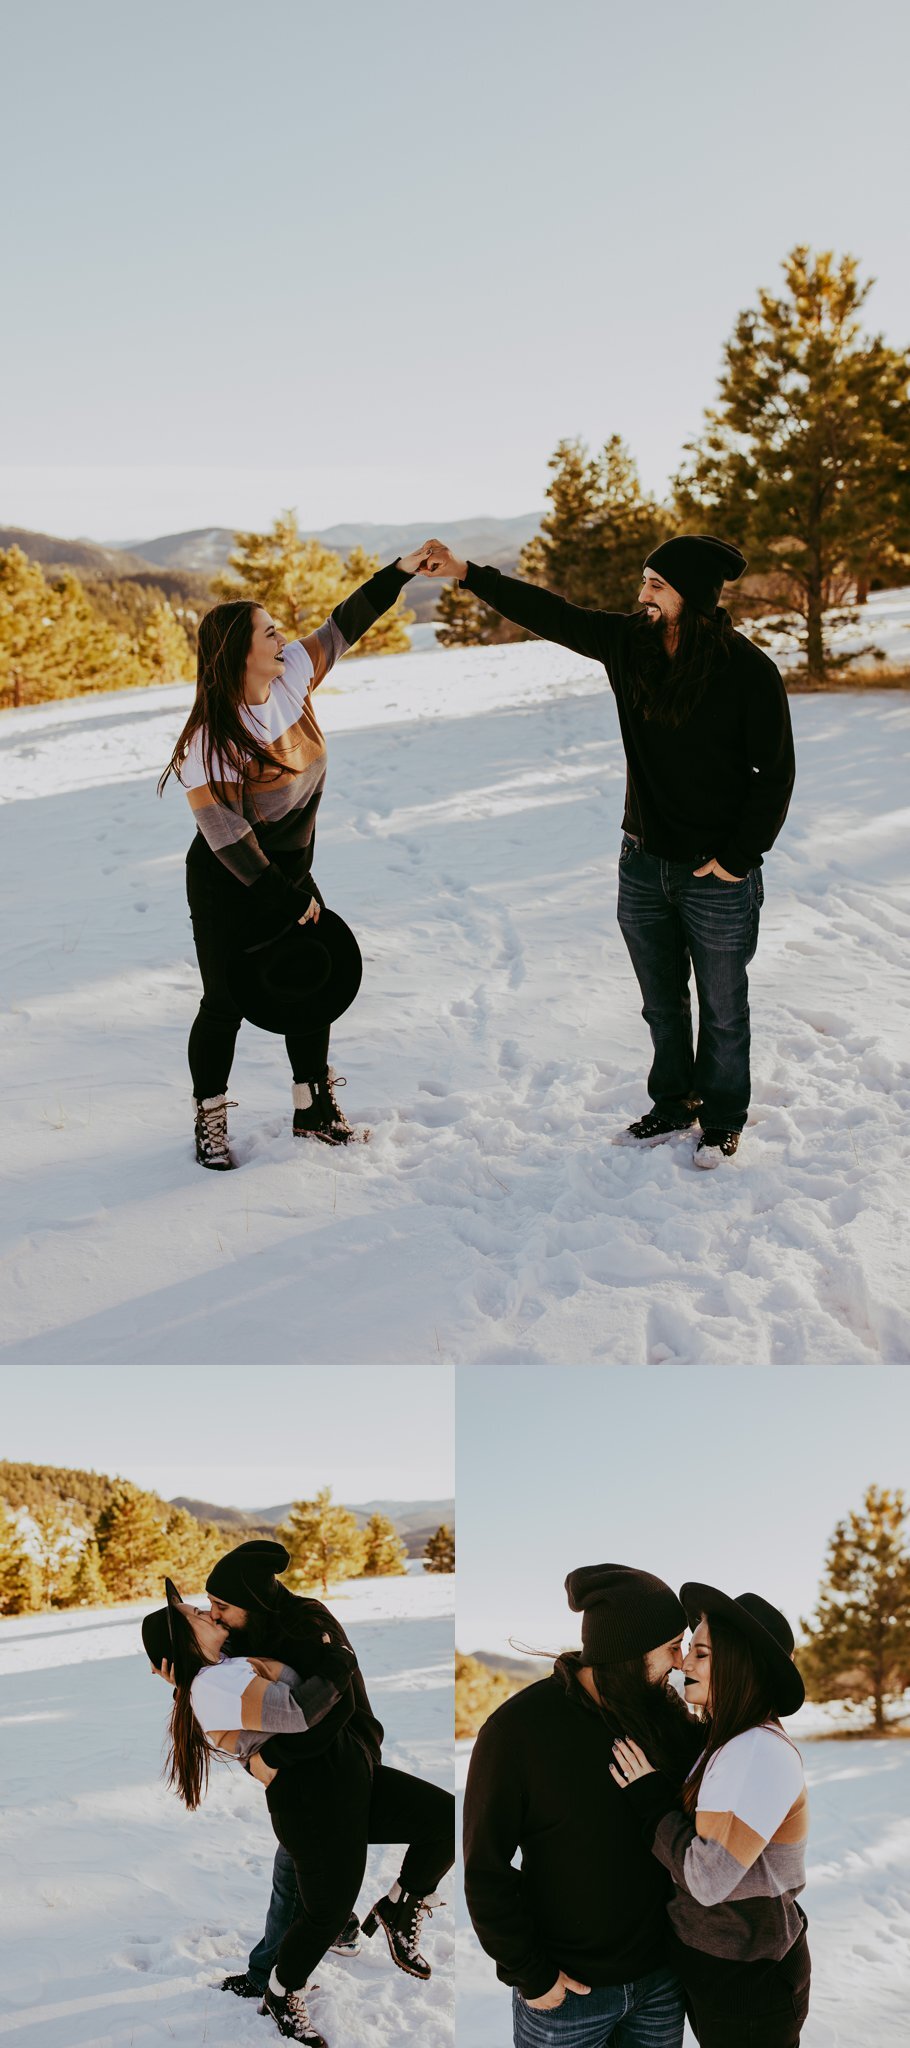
1, 1365, 453, 1509
1, 0, 907, 537
457, 1368, 910, 1654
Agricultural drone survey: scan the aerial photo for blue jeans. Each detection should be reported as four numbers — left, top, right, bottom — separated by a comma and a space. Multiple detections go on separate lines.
247, 1843, 300, 1990
513, 1968, 685, 2047
617, 834, 763, 1133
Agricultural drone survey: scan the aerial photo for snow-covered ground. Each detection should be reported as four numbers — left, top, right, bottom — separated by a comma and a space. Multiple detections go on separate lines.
0, 1573, 454, 2048
2, 599, 909, 1364
455, 1721, 910, 2047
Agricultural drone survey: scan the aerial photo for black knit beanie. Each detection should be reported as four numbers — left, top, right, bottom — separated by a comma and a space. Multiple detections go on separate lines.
566, 1562, 686, 1669
206, 1539, 290, 1610
643, 534, 747, 614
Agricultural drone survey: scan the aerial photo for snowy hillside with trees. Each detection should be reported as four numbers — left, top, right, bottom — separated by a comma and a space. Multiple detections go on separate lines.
2, 620, 909, 1365
0, 1572, 454, 2048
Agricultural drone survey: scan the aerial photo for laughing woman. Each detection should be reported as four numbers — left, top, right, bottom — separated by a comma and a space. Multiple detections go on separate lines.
158, 549, 430, 1168
611, 1586, 810, 2048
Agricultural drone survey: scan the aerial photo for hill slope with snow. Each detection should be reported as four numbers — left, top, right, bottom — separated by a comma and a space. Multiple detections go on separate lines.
1, 622, 909, 1364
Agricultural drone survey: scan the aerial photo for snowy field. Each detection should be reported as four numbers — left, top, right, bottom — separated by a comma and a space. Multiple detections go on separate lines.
0, 1572, 454, 2048
2, 590, 909, 1365
455, 1724, 910, 2048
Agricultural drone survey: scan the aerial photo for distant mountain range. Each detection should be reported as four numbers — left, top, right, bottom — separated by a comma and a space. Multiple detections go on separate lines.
170, 1494, 455, 1559
0, 514, 542, 624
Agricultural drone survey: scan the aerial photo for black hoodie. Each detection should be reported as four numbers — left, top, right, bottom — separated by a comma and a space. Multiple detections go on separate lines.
228, 1585, 383, 1770
463, 1654, 702, 2001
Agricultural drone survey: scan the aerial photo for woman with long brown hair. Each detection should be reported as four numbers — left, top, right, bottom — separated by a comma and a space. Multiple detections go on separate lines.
158, 548, 431, 1168
141, 1580, 454, 2047
611, 1585, 810, 2048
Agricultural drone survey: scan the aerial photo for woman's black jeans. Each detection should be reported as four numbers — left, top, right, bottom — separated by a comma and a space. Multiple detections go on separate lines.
616, 833, 764, 1133
265, 1729, 455, 1991
682, 1926, 810, 2047
186, 839, 333, 1098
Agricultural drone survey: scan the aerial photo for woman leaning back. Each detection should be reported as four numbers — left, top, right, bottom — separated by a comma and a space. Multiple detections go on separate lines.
159, 547, 432, 1169
611, 1585, 810, 2048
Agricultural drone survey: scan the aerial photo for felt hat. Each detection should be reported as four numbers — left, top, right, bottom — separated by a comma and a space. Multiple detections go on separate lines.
206, 1539, 291, 1611
643, 534, 748, 614
226, 908, 362, 1035
566, 1561, 686, 1670
680, 1583, 805, 1715
141, 1576, 194, 1682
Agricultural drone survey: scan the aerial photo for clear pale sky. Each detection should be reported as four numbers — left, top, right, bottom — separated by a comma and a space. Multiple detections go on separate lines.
0, 1365, 453, 1509
1, 0, 907, 538
457, 1368, 910, 1655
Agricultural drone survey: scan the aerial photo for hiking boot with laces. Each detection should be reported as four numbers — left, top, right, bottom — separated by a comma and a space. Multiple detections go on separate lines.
361, 1882, 441, 1980
261, 1983, 328, 2045
292, 1069, 368, 1146
194, 1094, 237, 1170
694, 1128, 741, 1167
622, 1102, 700, 1145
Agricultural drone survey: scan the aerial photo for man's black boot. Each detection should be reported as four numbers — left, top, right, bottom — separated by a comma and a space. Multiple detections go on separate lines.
624, 1102, 700, 1144
221, 1970, 261, 1997
694, 1128, 741, 1167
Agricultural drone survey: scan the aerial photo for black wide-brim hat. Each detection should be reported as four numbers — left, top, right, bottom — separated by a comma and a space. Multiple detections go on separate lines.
206, 1539, 291, 1611
681, 1582, 805, 1716
141, 1576, 192, 1682
226, 909, 362, 1035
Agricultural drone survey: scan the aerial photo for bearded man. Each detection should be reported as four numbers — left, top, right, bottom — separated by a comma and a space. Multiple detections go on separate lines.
419, 536, 795, 1165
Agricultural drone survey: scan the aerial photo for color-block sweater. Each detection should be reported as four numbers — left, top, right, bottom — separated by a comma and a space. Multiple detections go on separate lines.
461, 562, 795, 878
179, 560, 412, 945
190, 1654, 346, 1787
626, 1722, 808, 1966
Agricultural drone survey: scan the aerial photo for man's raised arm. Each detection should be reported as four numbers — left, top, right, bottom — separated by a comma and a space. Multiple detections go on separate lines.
420, 541, 610, 664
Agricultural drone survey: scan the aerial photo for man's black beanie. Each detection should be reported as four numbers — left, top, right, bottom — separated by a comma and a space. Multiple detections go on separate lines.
643, 534, 748, 614
565, 1561, 686, 1669
206, 1539, 290, 1610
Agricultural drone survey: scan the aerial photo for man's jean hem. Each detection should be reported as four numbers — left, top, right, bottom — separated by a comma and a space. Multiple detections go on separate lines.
617, 833, 763, 1133
248, 1843, 299, 1989
512, 1967, 685, 2047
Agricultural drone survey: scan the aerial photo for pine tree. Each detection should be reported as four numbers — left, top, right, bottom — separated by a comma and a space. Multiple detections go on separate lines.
212, 512, 348, 637
435, 579, 528, 649
96, 1483, 168, 1602
59, 1539, 108, 1609
424, 1524, 455, 1574
0, 1504, 39, 1614
278, 1488, 367, 1595
162, 1507, 224, 1588
29, 1502, 81, 1608
138, 599, 195, 682
0, 547, 142, 705
455, 1651, 517, 1738
518, 435, 664, 612
675, 247, 910, 681
341, 545, 415, 656
361, 1513, 408, 1577
800, 1485, 910, 1731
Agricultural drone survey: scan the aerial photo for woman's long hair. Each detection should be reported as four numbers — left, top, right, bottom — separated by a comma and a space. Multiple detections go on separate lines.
681, 1613, 779, 1815
163, 1607, 213, 1812
628, 602, 736, 728
157, 599, 288, 802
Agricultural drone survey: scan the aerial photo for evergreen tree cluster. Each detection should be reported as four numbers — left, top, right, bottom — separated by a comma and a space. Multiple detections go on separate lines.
441, 246, 910, 680
424, 1523, 455, 1573
0, 547, 195, 707
213, 513, 415, 657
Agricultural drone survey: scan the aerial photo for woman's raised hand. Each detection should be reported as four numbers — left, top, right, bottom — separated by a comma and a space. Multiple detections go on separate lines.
610, 1736, 656, 1786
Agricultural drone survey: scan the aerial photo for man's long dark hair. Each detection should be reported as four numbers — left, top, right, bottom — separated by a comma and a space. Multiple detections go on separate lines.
629, 602, 736, 728
157, 599, 288, 803
681, 1613, 781, 1815
574, 1652, 697, 1783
